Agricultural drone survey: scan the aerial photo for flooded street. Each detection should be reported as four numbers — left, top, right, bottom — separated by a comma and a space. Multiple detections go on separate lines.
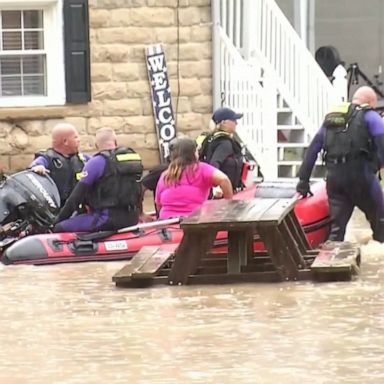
0, 209, 384, 384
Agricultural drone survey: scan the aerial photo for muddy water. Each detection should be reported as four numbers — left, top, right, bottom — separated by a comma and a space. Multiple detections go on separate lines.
0, 208, 384, 384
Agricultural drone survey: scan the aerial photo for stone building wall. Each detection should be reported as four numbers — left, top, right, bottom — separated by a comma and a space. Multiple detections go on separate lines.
0, 0, 212, 172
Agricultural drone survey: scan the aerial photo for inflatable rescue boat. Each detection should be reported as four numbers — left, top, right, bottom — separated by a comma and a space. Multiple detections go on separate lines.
0, 171, 330, 265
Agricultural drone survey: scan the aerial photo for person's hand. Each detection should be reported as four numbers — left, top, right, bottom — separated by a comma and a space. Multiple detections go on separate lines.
31, 165, 49, 175
212, 186, 223, 199
296, 179, 313, 198
139, 213, 155, 223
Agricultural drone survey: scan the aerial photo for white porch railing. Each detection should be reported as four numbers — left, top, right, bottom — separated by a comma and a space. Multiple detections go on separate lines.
215, 0, 341, 139
247, 0, 340, 138
219, 29, 277, 178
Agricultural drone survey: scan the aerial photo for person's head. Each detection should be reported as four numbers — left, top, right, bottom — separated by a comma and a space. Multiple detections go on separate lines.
95, 127, 118, 151
352, 86, 378, 108
164, 137, 198, 185
211, 107, 243, 134
51, 123, 80, 156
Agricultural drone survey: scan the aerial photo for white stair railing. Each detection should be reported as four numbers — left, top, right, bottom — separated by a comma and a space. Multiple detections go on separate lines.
248, 0, 340, 137
219, 29, 277, 178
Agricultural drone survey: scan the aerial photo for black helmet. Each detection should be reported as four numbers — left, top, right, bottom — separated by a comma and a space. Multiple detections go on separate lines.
0, 170, 60, 228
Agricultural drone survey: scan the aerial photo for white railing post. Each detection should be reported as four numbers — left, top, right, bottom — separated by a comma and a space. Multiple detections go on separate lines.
294, 0, 308, 47
261, 70, 278, 179
212, 0, 221, 110
241, 0, 253, 60
248, 0, 340, 137
218, 28, 271, 174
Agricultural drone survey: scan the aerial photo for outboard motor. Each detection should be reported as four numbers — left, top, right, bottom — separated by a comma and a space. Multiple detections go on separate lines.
0, 170, 60, 237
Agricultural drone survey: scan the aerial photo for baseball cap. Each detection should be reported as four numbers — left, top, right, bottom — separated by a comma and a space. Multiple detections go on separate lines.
212, 107, 243, 124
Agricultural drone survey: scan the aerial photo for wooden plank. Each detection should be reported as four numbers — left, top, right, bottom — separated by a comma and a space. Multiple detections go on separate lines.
277, 219, 307, 269
115, 269, 313, 287
112, 246, 159, 283
286, 211, 311, 252
257, 198, 297, 225
131, 243, 178, 280
181, 198, 279, 228
227, 230, 252, 273
257, 225, 299, 280
256, 226, 285, 279
311, 241, 361, 280
273, 225, 301, 280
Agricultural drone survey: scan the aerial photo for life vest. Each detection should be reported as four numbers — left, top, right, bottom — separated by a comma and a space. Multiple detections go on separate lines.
87, 147, 143, 211
197, 131, 244, 189
323, 102, 377, 167
35, 149, 86, 204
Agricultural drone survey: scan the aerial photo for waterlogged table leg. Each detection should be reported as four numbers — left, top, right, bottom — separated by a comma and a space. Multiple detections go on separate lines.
168, 229, 217, 285
227, 229, 252, 273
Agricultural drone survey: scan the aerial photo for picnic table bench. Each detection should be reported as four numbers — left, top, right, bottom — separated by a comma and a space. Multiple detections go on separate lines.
113, 197, 360, 287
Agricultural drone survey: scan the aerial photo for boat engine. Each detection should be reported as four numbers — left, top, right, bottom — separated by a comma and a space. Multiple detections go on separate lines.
0, 170, 60, 241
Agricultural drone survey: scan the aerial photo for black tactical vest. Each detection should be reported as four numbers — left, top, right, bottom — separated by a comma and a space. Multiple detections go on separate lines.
35, 149, 86, 205
323, 103, 375, 164
202, 131, 244, 189
88, 147, 143, 211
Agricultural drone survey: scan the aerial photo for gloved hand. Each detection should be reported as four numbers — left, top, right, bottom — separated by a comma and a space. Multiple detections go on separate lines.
296, 179, 313, 198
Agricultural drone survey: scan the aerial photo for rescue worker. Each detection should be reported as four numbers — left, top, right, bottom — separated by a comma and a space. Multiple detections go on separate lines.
199, 107, 244, 192
29, 123, 89, 206
296, 86, 384, 242
54, 127, 143, 233
140, 163, 169, 220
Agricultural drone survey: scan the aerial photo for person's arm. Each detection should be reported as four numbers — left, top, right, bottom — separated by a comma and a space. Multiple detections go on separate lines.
55, 183, 90, 222
142, 164, 168, 192
55, 156, 106, 222
138, 183, 155, 223
82, 153, 92, 162
209, 140, 234, 169
212, 169, 233, 199
365, 110, 384, 165
296, 126, 324, 197
29, 156, 50, 175
154, 173, 166, 215
297, 127, 325, 181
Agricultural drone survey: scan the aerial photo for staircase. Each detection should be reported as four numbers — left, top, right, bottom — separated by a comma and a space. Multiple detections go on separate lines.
213, 0, 343, 180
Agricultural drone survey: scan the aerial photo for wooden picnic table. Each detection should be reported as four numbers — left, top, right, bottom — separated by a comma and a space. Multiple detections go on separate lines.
167, 197, 310, 285
113, 197, 360, 287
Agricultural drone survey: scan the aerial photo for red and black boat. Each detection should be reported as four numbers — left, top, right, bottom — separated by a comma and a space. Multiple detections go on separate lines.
0, 171, 330, 265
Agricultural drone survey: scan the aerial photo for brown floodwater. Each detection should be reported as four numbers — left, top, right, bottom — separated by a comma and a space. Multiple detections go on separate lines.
0, 208, 383, 384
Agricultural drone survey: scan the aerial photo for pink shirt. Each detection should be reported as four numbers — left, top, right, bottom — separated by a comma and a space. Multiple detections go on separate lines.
155, 162, 216, 219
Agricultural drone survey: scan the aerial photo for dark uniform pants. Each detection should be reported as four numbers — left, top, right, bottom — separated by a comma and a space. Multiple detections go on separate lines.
326, 162, 384, 242
54, 207, 139, 233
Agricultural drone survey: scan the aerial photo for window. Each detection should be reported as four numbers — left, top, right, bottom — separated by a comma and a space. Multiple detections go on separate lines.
0, 0, 90, 108
0, 10, 46, 97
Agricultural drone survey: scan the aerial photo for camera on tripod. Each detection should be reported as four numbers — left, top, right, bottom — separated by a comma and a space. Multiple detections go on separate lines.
315, 46, 384, 101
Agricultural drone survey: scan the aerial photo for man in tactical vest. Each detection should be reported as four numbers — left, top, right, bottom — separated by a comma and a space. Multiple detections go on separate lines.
296, 86, 384, 242
29, 123, 89, 206
199, 107, 245, 192
54, 127, 143, 233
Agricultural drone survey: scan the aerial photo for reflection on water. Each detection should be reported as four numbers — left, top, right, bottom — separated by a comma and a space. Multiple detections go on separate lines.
1, 208, 384, 383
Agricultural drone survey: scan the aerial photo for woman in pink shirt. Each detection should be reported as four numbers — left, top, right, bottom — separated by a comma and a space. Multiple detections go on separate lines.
155, 138, 233, 219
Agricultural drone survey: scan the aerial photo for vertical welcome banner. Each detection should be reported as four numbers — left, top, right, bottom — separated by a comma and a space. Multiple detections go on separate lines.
145, 44, 176, 163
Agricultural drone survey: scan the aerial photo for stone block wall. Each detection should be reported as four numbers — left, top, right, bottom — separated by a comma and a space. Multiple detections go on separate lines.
0, 0, 212, 172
